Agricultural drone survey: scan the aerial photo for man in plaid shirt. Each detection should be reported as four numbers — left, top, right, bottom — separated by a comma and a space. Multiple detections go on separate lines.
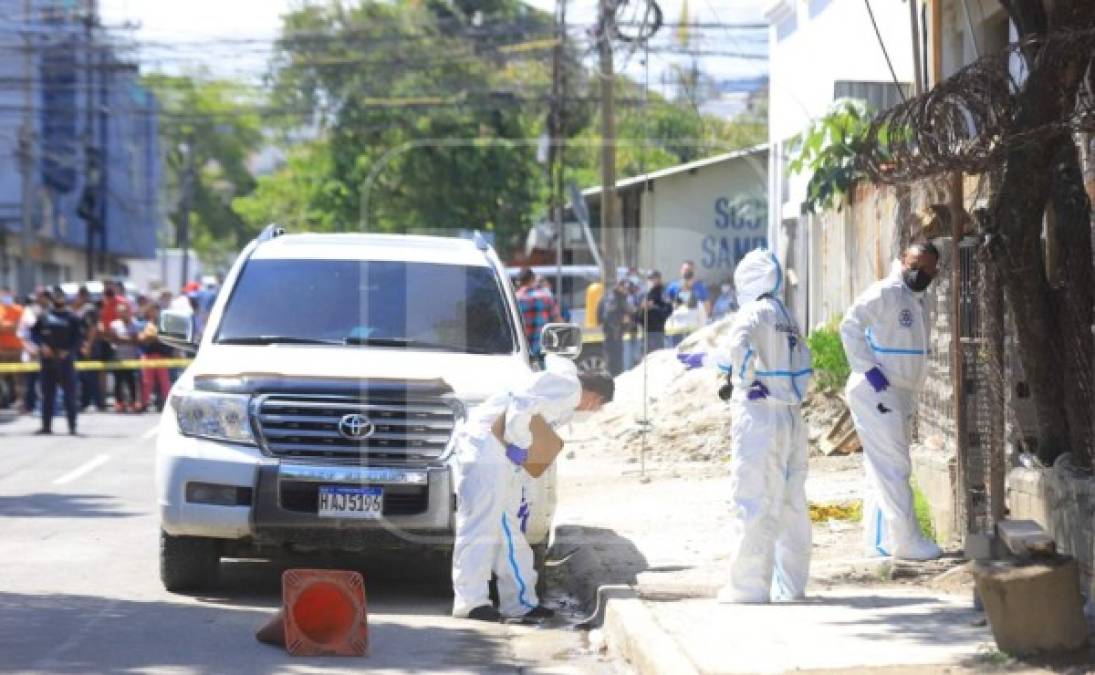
515, 268, 562, 359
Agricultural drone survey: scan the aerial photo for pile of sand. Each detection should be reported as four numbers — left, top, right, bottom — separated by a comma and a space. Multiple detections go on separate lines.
573, 315, 849, 463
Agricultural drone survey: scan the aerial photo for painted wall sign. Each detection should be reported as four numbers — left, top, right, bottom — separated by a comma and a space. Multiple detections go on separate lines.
701, 196, 767, 270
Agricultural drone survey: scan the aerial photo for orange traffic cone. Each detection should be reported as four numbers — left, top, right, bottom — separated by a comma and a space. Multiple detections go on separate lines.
255, 569, 368, 656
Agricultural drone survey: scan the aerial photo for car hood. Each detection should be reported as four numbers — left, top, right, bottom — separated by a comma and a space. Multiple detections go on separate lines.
184, 344, 532, 402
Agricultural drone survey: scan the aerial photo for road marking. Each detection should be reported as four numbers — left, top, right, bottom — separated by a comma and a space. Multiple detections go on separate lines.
141, 426, 159, 440
52, 454, 111, 485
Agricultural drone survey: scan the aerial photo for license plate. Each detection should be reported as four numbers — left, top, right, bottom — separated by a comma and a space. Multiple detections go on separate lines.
317, 486, 383, 519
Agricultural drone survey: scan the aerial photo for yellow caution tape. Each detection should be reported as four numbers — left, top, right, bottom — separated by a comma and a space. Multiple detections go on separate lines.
0, 358, 193, 374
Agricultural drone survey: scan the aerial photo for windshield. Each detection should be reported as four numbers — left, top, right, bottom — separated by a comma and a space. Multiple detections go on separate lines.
215, 259, 517, 354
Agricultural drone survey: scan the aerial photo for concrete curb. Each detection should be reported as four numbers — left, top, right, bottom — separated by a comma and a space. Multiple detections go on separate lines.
551, 535, 700, 675
603, 594, 700, 675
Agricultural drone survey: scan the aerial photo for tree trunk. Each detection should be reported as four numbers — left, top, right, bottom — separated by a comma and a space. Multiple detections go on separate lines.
990, 0, 1095, 465
1048, 140, 1094, 461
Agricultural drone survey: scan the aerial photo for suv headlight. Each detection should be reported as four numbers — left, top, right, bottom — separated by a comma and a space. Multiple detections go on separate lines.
170, 390, 255, 444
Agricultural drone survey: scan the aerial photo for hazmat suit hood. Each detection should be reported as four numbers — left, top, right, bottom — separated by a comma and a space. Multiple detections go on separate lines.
734, 249, 782, 305
537, 354, 582, 420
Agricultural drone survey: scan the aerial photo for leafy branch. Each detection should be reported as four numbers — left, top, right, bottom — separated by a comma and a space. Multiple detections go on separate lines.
788, 99, 873, 214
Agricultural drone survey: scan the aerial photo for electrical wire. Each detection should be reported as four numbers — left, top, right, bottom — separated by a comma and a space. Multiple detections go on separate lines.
863, 0, 909, 105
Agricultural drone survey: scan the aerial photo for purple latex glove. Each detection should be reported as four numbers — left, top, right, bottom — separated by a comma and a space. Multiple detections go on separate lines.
505, 443, 529, 466
677, 352, 706, 370
746, 381, 770, 400
865, 367, 890, 392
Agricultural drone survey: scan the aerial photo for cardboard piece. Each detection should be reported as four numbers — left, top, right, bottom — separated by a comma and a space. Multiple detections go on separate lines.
492, 413, 565, 479
820, 407, 862, 456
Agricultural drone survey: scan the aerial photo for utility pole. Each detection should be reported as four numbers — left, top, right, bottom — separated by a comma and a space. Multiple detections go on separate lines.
17, 0, 35, 295
551, 0, 567, 294
908, 0, 924, 95
83, 0, 98, 279
97, 47, 109, 274
597, 0, 619, 284
177, 137, 195, 286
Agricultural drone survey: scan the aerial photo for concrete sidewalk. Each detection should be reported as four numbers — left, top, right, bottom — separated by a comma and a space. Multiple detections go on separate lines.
643, 589, 989, 673
551, 441, 1005, 674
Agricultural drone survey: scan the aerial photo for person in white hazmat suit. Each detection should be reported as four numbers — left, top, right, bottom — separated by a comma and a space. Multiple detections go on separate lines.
451, 355, 614, 622
840, 242, 943, 561
677, 249, 814, 603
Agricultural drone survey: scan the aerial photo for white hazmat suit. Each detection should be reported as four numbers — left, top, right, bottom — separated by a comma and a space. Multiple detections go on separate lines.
840, 261, 942, 560
707, 249, 813, 603
451, 355, 580, 618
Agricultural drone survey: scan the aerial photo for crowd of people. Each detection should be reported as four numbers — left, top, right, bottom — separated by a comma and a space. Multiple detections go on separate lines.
512, 260, 740, 377
0, 278, 219, 434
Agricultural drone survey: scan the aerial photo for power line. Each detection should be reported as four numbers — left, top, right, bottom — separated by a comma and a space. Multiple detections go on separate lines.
863, 0, 908, 104
0, 94, 670, 121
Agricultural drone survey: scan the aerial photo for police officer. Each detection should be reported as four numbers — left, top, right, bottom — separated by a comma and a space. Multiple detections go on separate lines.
31, 286, 83, 435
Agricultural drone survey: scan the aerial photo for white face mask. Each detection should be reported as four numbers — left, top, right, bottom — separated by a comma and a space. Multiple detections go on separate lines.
721, 285, 732, 295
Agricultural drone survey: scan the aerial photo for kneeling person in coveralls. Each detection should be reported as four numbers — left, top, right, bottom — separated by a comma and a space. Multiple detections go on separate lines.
452, 356, 614, 622
678, 249, 813, 603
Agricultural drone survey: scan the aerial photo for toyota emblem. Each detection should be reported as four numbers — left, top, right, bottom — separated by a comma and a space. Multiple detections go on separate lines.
338, 413, 375, 440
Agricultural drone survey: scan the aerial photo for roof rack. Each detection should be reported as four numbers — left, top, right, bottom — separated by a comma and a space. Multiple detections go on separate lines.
257, 224, 286, 242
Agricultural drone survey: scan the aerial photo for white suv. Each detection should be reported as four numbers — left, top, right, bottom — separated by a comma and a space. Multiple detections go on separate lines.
155, 227, 564, 591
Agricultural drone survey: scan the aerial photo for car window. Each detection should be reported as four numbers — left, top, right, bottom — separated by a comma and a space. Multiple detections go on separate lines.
216, 259, 516, 354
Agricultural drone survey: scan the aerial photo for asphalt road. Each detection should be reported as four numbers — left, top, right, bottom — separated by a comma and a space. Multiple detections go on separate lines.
0, 410, 617, 674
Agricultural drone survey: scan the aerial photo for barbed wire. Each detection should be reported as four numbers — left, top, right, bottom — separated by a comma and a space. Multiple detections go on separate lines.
859, 29, 1095, 184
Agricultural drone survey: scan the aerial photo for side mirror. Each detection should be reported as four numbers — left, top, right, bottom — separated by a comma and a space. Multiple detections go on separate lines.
159, 310, 197, 353
540, 323, 582, 359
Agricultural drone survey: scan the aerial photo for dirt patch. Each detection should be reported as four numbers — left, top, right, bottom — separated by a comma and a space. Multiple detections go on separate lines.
575, 319, 854, 464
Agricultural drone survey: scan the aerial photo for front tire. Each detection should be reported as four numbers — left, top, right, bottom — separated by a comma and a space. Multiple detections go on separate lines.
160, 531, 220, 592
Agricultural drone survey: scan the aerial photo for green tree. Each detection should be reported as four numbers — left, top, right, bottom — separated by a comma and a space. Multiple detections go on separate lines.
232, 140, 346, 232
566, 85, 766, 188
143, 73, 263, 265
243, 0, 765, 257
788, 99, 872, 213
254, 0, 557, 256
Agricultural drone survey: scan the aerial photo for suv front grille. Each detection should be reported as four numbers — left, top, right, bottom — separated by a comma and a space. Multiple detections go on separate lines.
255, 395, 456, 465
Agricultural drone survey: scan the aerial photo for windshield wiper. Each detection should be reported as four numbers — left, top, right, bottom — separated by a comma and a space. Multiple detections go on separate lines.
218, 336, 340, 345
343, 336, 493, 354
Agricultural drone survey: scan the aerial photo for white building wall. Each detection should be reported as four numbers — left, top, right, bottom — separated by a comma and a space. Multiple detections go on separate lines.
768, 0, 915, 143
765, 0, 916, 252
937, 0, 1010, 79
765, 0, 917, 329
638, 149, 768, 285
